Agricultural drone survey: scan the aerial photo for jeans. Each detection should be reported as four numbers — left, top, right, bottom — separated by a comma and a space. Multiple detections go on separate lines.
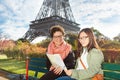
56, 76, 76, 80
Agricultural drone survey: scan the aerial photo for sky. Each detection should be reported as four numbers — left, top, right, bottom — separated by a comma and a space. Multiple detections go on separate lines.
0, 0, 120, 42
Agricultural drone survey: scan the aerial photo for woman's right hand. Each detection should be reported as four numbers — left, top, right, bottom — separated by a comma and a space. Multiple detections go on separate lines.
49, 65, 55, 71
53, 66, 63, 75
49, 65, 63, 75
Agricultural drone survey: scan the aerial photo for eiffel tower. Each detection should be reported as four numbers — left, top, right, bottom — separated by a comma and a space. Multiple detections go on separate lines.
23, 0, 80, 41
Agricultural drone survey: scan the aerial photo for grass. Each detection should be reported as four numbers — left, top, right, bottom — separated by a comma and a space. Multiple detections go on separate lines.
0, 54, 7, 59
0, 54, 44, 78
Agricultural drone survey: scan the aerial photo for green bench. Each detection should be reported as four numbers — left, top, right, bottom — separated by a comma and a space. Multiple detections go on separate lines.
26, 57, 48, 80
26, 58, 120, 80
102, 63, 120, 80
7, 57, 48, 80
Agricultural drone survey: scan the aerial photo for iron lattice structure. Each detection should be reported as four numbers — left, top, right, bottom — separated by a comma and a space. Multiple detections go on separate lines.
23, 0, 80, 41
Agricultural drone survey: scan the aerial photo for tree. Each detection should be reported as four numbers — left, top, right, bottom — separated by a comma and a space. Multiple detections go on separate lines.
17, 38, 30, 43
114, 33, 120, 42
65, 33, 78, 50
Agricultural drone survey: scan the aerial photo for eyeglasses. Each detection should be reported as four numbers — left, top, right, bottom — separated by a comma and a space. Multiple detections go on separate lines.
78, 36, 89, 40
53, 35, 63, 39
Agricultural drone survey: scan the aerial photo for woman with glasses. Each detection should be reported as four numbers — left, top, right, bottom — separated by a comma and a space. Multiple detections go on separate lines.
39, 25, 76, 80
56, 28, 104, 80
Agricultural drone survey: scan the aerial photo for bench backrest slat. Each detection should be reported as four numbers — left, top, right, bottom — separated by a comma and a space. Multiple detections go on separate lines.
103, 63, 120, 71
29, 61, 46, 67
29, 66, 48, 73
104, 71, 120, 79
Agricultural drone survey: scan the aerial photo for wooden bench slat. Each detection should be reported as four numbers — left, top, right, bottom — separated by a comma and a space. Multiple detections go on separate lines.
102, 63, 120, 71
29, 61, 47, 67
104, 71, 120, 79
104, 77, 113, 80
29, 66, 48, 73
30, 57, 47, 61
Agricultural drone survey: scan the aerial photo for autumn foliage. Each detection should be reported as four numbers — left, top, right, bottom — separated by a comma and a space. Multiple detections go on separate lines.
100, 41, 120, 63
0, 39, 46, 60
0, 38, 120, 63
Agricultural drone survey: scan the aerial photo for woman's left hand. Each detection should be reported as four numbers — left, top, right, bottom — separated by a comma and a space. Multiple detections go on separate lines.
64, 69, 72, 76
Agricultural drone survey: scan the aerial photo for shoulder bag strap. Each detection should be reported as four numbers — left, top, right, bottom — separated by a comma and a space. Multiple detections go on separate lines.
80, 58, 86, 69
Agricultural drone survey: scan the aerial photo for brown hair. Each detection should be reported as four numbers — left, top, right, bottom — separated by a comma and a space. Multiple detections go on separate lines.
77, 28, 99, 56
49, 25, 65, 37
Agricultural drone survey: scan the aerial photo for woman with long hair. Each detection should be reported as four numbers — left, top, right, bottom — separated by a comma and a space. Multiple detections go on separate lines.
56, 28, 104, 80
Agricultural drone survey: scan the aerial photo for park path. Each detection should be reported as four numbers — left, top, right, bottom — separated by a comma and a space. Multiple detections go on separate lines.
0, 76, 9, 80
0, 69, 10, 80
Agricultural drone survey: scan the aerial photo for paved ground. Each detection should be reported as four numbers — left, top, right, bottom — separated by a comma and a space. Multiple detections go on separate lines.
0, 76, 9, 80
0, 69, 10, 80
0, 69, 25, 80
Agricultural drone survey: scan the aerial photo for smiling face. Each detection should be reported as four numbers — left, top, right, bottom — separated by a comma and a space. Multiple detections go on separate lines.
52, 31, 64, 46
78, 31, 89, 47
